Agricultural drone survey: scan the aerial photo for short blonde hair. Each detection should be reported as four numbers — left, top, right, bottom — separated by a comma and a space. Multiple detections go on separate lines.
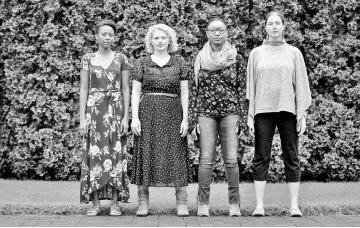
145, 23, 178, 53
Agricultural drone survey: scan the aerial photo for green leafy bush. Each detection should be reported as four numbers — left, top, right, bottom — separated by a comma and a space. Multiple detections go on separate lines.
0, 0, 359, 182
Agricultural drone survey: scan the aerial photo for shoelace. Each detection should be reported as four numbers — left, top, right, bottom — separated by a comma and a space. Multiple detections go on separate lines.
90, 202, 100, 210
111, 202, 120, 211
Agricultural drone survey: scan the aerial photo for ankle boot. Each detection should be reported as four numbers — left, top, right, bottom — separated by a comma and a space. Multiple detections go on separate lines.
175, 186, 189, 217
136, 185, 149, 217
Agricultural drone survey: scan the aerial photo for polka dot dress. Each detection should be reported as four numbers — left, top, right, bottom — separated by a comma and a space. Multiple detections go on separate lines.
131, 55, 190, 187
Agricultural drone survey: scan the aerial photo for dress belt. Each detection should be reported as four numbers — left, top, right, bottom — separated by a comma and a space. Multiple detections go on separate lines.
144, 92, 179, 97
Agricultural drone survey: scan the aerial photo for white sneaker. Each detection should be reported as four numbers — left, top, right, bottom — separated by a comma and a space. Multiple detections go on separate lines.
177, 205, 189, 217
252, 207, 265, 217
197, 204, 209, 217
229, 204, 241, 217
290, 207, 302, 217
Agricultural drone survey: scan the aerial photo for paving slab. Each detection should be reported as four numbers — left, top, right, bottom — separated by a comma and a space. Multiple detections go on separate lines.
307, 216, 351, 227
232, 217, 269, 226
284, 217, 324, 227
0, 215, 360, 227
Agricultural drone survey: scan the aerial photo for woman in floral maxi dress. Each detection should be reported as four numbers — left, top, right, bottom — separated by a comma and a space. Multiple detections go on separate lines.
79, 20, 130, 216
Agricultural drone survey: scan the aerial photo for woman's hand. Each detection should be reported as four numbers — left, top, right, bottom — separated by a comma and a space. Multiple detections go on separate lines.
235, 126, 242, 139
120, 117, 129, 136
297, 115, 306, 136
197, 123, 201, 135
180, 119, 189, 137
247, 116, 255, 138
131, 118, 141, 136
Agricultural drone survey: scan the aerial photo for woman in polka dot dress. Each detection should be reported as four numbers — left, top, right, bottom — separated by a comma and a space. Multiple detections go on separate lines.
131, 24, 190, 217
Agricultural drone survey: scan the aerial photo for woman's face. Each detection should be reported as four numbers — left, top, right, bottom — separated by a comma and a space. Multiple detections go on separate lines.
96, 25, 115, 49
151, 29, 170, 53
265, 14, 285, 40
206, 20, 228, 46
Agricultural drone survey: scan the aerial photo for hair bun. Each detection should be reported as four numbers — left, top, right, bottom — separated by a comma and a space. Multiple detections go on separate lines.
207, 12, 226, 28
209, 12, 224, 21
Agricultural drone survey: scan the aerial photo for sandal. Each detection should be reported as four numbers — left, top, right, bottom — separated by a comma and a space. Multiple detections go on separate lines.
86, 201, 101, 216
109, 201, 121, 216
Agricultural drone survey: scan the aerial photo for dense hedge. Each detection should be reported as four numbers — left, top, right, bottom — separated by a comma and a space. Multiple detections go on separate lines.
0, 0, 359, 182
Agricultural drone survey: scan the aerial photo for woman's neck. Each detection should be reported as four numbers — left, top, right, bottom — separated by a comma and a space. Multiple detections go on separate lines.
152, 50, 170, 58
97, 47, 112, 55
210, 42, 224, 52
263, 38, 286, 46
268, 36, 283, 42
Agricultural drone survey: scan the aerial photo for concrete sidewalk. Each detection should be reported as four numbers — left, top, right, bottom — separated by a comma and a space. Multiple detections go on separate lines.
0, 215, 360, 227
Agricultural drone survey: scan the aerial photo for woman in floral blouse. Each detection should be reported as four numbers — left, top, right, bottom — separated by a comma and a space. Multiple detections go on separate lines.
189, 13, 247, 217
79, 19, 130, 216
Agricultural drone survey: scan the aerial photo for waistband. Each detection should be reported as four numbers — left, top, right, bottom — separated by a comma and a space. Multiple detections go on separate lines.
89, 89, 119, 93
144, 92, 179, 97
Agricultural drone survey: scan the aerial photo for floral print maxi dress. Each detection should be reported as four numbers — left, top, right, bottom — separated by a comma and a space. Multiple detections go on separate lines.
80, 52, 130, 203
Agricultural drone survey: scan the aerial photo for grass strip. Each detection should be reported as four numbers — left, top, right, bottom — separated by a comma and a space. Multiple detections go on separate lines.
1, 180, 360, 216
1, 204, 360, 216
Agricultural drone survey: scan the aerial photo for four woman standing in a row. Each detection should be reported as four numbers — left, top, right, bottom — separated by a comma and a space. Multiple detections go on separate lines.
79, 11, 311, 217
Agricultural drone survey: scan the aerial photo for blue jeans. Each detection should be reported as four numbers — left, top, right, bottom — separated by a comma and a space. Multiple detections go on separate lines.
197, 115, 240, 205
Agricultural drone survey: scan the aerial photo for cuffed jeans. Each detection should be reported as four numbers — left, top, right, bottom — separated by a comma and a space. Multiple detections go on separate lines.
253, 112, 300, 182
197, 115, 240, 205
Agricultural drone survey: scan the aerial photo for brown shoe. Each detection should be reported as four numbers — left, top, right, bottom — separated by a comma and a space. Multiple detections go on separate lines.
136, 204, 149, 217
136, 186, 149, 217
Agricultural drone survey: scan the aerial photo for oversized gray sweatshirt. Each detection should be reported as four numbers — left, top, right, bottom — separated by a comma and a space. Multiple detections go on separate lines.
246, 40, 311, 121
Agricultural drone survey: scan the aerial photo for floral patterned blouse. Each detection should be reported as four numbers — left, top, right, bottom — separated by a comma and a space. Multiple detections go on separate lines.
189, 54, 248, 132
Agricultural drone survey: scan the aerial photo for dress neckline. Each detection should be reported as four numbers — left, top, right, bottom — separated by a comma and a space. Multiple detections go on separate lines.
94, 52, 116, 71
149, 54, 173, 68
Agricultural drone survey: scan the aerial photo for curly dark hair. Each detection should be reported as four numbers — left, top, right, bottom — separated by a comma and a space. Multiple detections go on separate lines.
95, 19, 117, 34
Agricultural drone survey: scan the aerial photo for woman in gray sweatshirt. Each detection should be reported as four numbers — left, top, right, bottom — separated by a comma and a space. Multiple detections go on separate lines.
246, 11, 311, 217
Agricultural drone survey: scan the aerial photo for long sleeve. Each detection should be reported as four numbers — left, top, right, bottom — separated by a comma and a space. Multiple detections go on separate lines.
235, 55, 248, 132
246, 50, 256, 120
188, 58, 198, 133
294, 49, 311, 120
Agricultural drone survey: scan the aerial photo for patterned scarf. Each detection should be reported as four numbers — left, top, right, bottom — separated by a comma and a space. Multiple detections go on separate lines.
194, 41, 237, 86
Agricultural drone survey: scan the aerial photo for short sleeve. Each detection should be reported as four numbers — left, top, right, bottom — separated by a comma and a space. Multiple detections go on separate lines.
131, 57, 144, 83
81, 54, 89, 71
179, 57, 190, 81
120, 53, 130, 71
